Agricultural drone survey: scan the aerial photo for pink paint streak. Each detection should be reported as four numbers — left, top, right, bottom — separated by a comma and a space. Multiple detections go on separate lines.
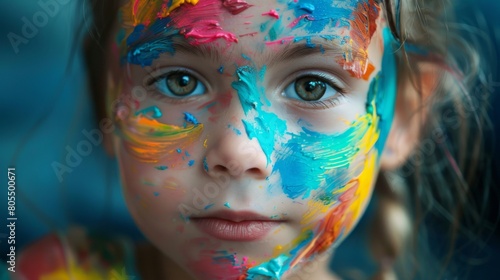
222, 0, 253, 15
264, 36, 295, 46
168, 0, 238, 45
239, 32, 258, 37
262, 9, 279, 19
288, 14, 315, 28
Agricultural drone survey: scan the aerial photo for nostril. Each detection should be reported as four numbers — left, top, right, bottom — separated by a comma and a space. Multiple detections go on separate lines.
246, 167, 263, 176
212, 165, 228, 174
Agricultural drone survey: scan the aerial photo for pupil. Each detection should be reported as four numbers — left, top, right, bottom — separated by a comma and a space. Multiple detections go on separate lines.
179, 75, 190, 87
305, 81, 318, 92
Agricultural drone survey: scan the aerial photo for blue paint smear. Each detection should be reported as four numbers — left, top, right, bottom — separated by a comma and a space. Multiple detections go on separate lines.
126, 18, 179, 67
231, 66, 287, 164
204, 203, 214, 210
188, 160, 195, 166
246, 254, 289, 279
176, 148, 182, 153
218, 66, 224, 74
241, 53, 252, 61
155, 165, 168, 170
290, 0, 354, 33
185, 151, 190, 157
298, 3, 315, 13
223, 202, 231, 208
153, 192, 160, 196
184, 112, 199, 125
203, 157, 209, 172
228, 124, 242, 135
135, 106, 162, 119
273, 126, 356, 200
368, 28, 398, 153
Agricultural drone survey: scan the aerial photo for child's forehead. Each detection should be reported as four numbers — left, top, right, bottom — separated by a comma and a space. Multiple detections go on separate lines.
119, 0, 382, 75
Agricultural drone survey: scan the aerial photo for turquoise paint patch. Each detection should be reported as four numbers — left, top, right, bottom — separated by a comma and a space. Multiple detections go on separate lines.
204, 203, 214, 210
184, 112, 199, 125
223, 202, 231, 208
135, 106, 162, 119
203, 157, 209, 172
274, 122, 368, 200
188, 160, 195, 166
290, 0, 354, 33
246, 254, 289, 279
231, 66, 287, 164
367, 28, 398, 153
155, 165, 168, 170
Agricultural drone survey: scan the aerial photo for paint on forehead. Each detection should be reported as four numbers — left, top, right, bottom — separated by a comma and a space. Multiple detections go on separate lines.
221, 0, 253, 15
341, 0, 380, 78
289, 0, 354, 33
231, 66, 287, 164
122, 0, 237, 66
116, 113, 203, 163
120, 0, 199, 27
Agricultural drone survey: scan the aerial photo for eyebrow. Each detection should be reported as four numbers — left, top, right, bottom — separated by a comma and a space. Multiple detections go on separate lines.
150, 37, 346, 67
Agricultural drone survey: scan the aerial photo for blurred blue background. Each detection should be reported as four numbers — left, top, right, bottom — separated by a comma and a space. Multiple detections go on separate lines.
1, 0, 498, 278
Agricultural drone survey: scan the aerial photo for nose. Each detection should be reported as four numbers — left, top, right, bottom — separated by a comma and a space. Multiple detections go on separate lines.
204, 122, 271, 180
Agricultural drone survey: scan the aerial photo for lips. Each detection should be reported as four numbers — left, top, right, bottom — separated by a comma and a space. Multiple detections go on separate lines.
190, 210, 283, 241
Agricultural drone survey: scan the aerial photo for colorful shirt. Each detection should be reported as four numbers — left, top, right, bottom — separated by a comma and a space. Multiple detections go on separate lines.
14, 228, 139, 280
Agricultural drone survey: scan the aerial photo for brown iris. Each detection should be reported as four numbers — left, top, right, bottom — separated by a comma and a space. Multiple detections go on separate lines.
294, 77, 327, 101
166, 73, 197, 96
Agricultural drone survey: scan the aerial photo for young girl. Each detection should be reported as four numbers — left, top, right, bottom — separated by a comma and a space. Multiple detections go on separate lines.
15, 0, 491, 279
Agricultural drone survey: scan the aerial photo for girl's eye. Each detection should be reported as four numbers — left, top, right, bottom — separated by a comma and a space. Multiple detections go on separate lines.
155, 71, 206, 98
284, 76, 339, 102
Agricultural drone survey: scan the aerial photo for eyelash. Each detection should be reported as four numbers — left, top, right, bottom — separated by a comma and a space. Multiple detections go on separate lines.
145, 69, 207, 103
283, 72, 347, 110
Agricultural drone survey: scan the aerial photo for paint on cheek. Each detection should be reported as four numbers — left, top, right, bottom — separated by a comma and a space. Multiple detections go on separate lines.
273, 111, 378, 200
116, 113, 203, 163
231, 66, 288, 164
221, 0, 253, 15
135, 105, 163, 118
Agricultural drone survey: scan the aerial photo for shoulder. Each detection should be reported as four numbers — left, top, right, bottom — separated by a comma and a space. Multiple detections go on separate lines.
17, 228, 138, 280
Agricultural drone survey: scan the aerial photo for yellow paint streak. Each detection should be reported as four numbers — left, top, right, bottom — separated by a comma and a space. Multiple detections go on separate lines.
117, 114, 203, 163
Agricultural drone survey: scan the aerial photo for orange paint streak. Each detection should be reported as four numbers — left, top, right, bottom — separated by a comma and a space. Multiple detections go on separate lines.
341, 0, 380, 79
117, 114, 203, 163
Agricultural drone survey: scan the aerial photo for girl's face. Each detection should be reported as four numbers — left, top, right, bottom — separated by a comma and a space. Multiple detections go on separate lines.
110, 0, 396, 278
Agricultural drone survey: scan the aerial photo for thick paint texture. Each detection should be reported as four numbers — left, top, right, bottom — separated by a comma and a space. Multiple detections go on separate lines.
121, 0, 238, 66
244, 28, 398, 279
231, 65, 287, 164
116, 113, 203, 163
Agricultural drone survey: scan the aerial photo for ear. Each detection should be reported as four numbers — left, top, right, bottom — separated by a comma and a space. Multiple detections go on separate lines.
381, 61, 442, 171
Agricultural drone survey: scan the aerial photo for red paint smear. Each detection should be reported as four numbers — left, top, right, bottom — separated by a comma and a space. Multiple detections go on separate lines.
197, 91, 233, 122
288, 14, 315, 28
341, 0, 380, 78
222, 0, 253, 15
290, 180, 359, 269
264, 36, 295, 46
188, 250, 244, 279
239, 32, 258, 37
262, 9, 280, 19
168, 0, 238, 45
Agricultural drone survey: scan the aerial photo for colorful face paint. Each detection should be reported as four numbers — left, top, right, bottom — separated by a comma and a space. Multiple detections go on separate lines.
116, 111, 203, 163
111, 1, 396, 279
